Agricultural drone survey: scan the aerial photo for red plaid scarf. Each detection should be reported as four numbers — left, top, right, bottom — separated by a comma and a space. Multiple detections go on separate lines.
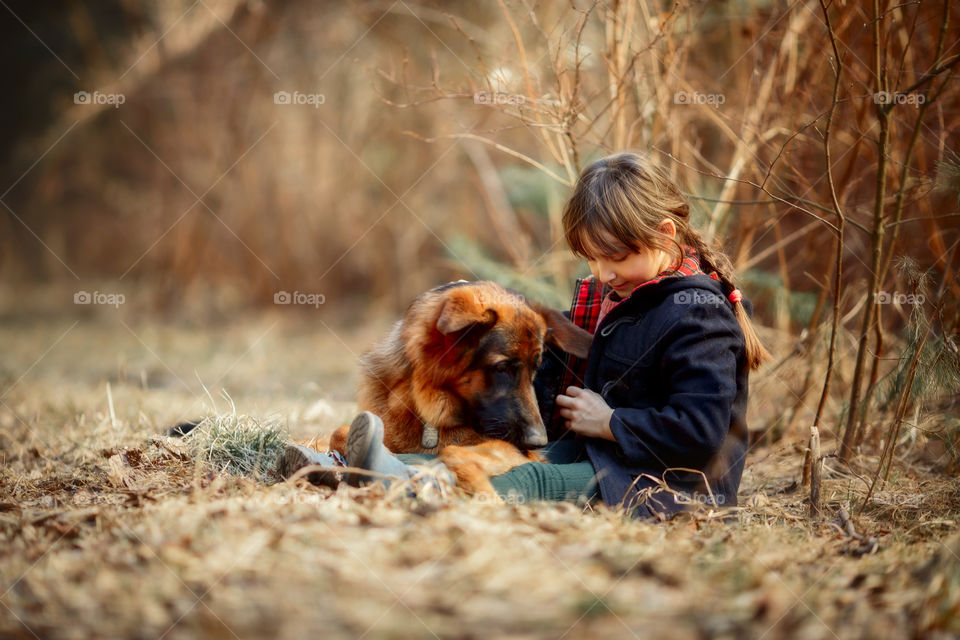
549, 246, 717, 434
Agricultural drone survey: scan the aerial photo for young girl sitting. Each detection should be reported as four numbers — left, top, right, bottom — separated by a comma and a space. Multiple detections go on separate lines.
290, 152, 769, 518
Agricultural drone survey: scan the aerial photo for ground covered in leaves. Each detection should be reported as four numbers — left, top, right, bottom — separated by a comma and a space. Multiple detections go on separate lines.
1, 312, 958, 639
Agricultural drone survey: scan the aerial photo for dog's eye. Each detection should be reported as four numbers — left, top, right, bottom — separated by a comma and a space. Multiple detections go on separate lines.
492, 361, 517, 374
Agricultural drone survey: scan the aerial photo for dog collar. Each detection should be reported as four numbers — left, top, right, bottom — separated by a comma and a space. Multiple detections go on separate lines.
420, 421, 440, 448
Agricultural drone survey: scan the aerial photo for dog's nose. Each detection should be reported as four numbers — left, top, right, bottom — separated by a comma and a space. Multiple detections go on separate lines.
521, 421, 548, 448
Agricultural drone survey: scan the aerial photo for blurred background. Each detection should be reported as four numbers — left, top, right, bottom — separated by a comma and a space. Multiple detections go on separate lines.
1, 0, 958, 450
1, 0, 955, 317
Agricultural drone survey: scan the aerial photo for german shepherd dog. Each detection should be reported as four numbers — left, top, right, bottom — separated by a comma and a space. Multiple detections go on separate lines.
329, 281, 592, 495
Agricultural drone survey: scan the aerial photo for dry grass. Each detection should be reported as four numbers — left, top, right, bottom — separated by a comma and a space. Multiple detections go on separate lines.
176, 413, 289, 483
1, 313, 958, 640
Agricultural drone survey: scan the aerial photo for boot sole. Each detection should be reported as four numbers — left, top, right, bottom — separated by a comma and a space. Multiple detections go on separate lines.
345, 412, 381, 486
277, 444, 340, 488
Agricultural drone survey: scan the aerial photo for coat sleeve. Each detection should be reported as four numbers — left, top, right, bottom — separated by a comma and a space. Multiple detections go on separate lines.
607, 302, 741, 469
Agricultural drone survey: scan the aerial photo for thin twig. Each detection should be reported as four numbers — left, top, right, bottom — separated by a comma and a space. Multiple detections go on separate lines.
813, 0, 847, 431
840, 0, 892, 462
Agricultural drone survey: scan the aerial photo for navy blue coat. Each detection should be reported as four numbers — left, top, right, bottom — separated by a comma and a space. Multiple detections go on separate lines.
537, 275, 750, 518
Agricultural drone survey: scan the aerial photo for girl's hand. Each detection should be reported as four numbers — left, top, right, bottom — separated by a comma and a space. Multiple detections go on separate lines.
555, 386, 616, 441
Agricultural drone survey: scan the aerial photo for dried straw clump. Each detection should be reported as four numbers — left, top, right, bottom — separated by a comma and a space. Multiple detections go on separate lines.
177, 413, 289, 482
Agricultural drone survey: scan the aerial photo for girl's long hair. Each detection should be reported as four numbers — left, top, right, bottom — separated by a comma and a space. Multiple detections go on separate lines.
562, 152, 771, 370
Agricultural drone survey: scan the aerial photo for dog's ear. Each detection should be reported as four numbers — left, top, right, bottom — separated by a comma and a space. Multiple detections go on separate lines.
436, 291, 498, 335
536, 305, 593, 359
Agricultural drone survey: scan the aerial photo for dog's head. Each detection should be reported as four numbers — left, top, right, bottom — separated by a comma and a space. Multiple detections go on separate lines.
404, 281, 592, 449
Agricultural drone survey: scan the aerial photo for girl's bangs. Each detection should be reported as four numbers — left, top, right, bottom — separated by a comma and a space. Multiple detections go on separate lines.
565, 203, 631, 259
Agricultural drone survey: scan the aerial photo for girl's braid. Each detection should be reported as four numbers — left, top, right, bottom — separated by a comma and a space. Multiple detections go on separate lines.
684, 231, 735, 293
683, 228, 771, 370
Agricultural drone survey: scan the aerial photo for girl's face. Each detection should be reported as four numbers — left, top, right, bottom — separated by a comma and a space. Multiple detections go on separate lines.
583, 227, 675, 297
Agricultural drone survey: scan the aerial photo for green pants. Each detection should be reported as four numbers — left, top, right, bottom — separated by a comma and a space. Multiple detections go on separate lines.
398, 439, 599, 503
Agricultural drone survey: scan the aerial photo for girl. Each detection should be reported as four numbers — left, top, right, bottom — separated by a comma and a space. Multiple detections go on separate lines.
287, 152, 769, 518
524, 151, 770, 516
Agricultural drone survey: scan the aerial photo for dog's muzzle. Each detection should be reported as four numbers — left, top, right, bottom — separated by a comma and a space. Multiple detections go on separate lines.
521, 421, 548, 448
